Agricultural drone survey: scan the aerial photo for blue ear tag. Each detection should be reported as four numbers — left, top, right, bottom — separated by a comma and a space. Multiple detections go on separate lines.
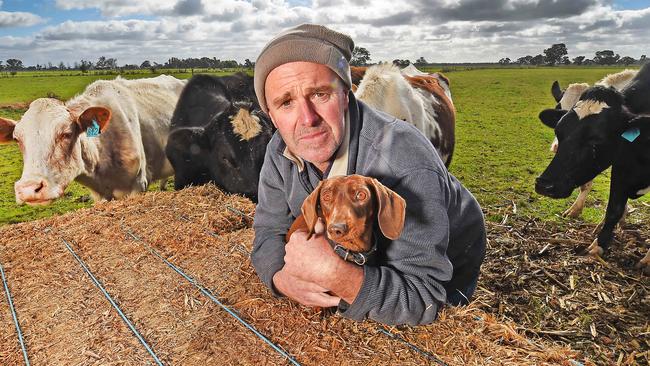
86, 119, 100, 138
621, 127, 640, 142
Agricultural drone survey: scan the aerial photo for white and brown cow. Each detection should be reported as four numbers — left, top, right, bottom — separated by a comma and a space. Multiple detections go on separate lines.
0, 75, 185, 205
541, 69, 638, 218
351, 63, 455, 167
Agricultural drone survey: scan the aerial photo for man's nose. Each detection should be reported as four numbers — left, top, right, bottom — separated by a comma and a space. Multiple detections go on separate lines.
297, 99, 319, 126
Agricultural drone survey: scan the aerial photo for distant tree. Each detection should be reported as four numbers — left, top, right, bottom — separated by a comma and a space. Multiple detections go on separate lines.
140, 60, 151, 69
583, 58, 596, 65
58, 61, 66, 70
79, 59, 93, 73
392, 59, 411, 67
593, 50, 620, 65
543, 43, 568, 66
351, 47, 371, 66
6, 58, 24, 70
618, 56, 636, 66
516, 55, 533, 65
95, 56, 117, 70
530, 54, 545, 65
498, 57, 511, 65
572, 56, 586, 65
244, 58, 254, 68
561, 56, 571, 65
414, 56, 428, 66
0, 60, 3, 71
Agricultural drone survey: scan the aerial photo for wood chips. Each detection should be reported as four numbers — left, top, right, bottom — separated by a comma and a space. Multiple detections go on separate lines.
0, 185, 604, 365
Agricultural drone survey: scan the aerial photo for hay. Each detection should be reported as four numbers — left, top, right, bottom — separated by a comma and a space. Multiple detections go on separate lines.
1, 185, 588, 365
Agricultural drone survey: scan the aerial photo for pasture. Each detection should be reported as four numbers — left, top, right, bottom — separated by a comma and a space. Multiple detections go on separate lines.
0, 67, 648, 364
1, 67, 648, 225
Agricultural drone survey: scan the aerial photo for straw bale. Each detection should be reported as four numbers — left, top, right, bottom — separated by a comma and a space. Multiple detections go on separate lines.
0, 185, 590, 365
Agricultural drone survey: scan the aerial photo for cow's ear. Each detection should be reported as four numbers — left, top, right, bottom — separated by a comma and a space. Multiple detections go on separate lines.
551, 81, 563, 103
539, 109, 566, 129
627, 116, 650, 140
0, 117, 17, 143
77, 106, 111, 133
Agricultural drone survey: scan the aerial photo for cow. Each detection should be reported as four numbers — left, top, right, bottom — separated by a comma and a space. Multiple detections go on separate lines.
541, 69, 638, 218
535, 62, 650, 272
353, 63, 456, 167
0, 75, 185, 205
164, 73, 274, 202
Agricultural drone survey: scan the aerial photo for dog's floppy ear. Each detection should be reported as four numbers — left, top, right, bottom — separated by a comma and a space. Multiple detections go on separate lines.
369, 178, 406, 240
301, 180, 324, 238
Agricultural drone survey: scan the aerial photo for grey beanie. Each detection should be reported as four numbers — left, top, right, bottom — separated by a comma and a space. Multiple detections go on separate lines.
254, 23, 354, 113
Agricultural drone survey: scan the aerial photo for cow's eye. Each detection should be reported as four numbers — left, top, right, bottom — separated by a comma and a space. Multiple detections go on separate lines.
355, 190, 368, 201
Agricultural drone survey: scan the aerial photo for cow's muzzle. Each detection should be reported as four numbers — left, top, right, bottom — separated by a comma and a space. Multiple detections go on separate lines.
535, 176, 573, 198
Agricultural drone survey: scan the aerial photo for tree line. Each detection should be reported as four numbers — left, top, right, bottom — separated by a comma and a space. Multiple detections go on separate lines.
1, 44, 646, 73
499, 44, 647, 66
0, 56, 253, 73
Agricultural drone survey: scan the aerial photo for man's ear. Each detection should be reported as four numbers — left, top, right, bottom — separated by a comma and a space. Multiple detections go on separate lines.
369, 178, 406, 240
539, 109, 566, 129
551, 80, 564, 103
301, 181, 324, 238
0, 117, 17, 143
77, 106, 112, 133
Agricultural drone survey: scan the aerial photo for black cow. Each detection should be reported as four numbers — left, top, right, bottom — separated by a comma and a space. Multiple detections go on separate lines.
165, 73, 274, 202
536, 63, 650, 272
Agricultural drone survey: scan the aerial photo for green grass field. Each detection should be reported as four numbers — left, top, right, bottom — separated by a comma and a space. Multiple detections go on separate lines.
0, 67, 647, 227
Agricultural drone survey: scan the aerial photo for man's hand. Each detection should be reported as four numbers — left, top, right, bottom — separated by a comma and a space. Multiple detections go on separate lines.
274, 218, 364, 306
272, 269, 340, 307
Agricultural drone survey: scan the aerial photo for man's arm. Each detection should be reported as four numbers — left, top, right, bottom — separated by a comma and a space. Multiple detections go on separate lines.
251, 150, 293, 295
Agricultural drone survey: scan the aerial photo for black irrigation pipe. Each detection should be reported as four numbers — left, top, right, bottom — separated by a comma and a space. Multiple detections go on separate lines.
61, 239, 164, 366
123, 228, 301, 366
376, 327, 448, 366
0, 261, 30, 366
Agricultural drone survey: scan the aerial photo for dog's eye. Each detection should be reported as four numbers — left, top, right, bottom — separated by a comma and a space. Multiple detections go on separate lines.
321, 189, 332, 202
355, 190, 368, 201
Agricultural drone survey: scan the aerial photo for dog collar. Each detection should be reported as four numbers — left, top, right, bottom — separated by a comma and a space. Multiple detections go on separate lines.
328, 238, 377, 265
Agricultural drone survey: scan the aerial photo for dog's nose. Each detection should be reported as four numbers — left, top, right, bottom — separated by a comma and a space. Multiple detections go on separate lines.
327, 223, 348, 239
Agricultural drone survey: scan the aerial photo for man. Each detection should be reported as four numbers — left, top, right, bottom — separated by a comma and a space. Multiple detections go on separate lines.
251, 24, 486, 325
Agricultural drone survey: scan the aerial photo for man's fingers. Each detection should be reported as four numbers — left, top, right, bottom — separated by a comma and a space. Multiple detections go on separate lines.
310, 292, 341, 307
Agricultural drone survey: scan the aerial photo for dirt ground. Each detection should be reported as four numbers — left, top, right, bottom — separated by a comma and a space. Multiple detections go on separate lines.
0, 185, 647, 365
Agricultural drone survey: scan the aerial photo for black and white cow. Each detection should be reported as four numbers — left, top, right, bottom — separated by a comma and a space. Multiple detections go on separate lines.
165, 73, 274, 202
536, 63, 650, 272
542, 69, 637, 218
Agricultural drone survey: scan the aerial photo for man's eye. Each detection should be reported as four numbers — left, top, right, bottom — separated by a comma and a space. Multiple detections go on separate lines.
312, 92, 330, 102
280, 99, 292, 108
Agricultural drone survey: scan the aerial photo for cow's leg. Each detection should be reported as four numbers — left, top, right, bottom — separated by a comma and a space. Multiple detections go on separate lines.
563, 180, 592, 218
592, 202, 630, 235
635, 248, 650, 274
584, 179, 628, 257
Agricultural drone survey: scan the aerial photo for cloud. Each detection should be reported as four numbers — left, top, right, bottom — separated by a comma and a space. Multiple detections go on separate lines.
0, 11, 44, 28
2, 0, 649, 66
173, 0, 205, 16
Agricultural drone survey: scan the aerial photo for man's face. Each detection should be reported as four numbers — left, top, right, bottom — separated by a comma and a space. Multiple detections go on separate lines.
265, 62, 348, 171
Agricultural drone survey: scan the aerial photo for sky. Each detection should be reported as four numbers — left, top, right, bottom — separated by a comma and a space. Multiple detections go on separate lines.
0, 0, 648, 66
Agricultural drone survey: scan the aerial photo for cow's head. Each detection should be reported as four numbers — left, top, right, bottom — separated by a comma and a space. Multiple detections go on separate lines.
166, 104, 272, 202
0, 98, 111, 205
536, 86, 629, 198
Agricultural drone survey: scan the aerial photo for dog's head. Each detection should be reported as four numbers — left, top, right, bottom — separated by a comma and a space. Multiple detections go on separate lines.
301, 174, 406, 252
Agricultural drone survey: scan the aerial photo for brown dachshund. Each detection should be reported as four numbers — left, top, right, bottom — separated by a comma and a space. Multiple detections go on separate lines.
286, 175, 406, 263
